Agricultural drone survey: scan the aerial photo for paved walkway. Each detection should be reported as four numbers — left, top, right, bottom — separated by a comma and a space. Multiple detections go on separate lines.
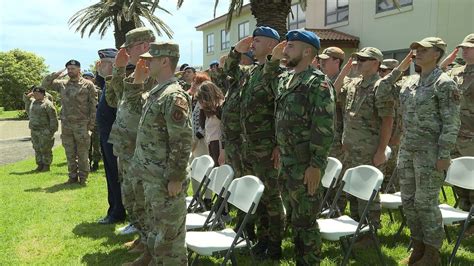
0, 121, 62, 166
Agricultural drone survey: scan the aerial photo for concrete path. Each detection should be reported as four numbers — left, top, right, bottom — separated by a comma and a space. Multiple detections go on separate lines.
0, 120, 62, 166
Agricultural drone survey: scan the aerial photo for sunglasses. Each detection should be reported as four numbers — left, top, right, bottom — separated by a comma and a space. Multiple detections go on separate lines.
356, 57, 376, 62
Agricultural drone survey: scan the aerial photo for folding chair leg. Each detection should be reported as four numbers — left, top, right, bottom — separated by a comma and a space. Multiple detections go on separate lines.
342, 234, 358, 265
444, 225, 451, 242
370, 229, 385, 265
407, 239, 412, 252
449, 210, 473, 265
441, 186, 448, 202
190, 253, 199, 266
388, 209, 394, 222
396, 207, 406, 238
452, 186, 459, 208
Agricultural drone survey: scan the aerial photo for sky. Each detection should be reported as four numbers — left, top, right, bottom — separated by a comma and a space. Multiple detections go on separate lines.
0, 0, 231, 72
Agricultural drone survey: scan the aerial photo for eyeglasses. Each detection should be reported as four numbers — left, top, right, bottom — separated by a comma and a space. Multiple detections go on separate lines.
357, 57, 376, 62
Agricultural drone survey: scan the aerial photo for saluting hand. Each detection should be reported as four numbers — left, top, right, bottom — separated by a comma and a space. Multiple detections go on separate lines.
397, 50, 414, 72
440, 47, 459, 70
219, 55, 228, 68
133, 59, 149, 84
54, 68, 66, 78
304, 166, 321, 196
235, 36, 253, 53
115, 48, 129, 68
271, 41, 287, 61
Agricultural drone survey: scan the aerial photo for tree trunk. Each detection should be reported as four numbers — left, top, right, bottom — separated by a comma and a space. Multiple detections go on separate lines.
250, 0, 292, 41
113, 15, 136, 49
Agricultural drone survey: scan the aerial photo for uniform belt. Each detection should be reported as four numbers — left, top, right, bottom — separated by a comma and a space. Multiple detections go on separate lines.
240, 131, 274, 143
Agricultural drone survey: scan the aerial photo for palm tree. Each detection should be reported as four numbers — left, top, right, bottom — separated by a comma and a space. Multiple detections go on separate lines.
177, 0, 307, 39
69, 0, 173, 49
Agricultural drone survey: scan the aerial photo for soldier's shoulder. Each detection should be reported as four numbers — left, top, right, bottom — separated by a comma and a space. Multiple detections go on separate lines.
435, 72, 457, 91
447, 65, 465, 77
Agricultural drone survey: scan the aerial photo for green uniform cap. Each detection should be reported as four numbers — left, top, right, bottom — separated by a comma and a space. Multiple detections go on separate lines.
410, 37, 447, 52
380, 59, 399, 70
140, 41, 180, 58
352, 47, 383, 62
121, 27, 155, 48
457, 33, 474, 48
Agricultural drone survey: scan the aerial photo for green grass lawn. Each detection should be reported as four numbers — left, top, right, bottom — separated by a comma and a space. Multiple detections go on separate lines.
0, 147, 473, 265
0, 110, 23, 120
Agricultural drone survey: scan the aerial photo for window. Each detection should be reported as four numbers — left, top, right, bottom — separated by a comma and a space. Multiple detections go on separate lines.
325, 0, 349, 25
288, 3, 306, 30
238, 21, 250, 40
207, 33, 214, 53
221, 30, 230, 50
376, 0, 413, 13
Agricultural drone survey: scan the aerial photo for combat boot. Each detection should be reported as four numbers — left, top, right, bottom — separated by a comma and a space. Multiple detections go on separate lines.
252, 238, 268, 259
412, 244, 440, 266
65, 177, 78, 184
79, 178, 87, 185
122, 248, 152, 266
34, 164, 43, 171
266, 240, 282, 260
91, 161, 99, 172
40, 165, 50, 172
400, 239, 424, 265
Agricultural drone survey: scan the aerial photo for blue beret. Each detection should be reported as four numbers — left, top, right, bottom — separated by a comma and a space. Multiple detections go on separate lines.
98, 48, 118, 59
65, 59, 81, 67
253, 26, 280, 41
82, 71, 95, 79
286, 30, 321, 50
209, 60, 219, 67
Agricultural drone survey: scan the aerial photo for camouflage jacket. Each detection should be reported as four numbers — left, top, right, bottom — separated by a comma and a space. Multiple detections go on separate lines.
378, 67, 460, 159
132, 78, 192, 184
23, 95, 58, 132
225, 49, 282, 146
42, 75, 96, 127
274, 65, 335, 169
340, 73, 395, 152
205, 68, 227, 95
24, 92, 54, 116
448, 64, 474, 139
105, 66, 126, 108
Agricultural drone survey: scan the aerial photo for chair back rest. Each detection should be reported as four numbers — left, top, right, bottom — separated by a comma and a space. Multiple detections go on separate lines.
385, 146, 392, 161
190, 155, 214, 183
207, 165, 234, 194
321, 157, 343, 188
342, 165, 384, 201
226, 175, 265, 214
445, 156, 474, 190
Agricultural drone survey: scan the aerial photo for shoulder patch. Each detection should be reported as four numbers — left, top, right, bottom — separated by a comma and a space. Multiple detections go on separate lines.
174, 96, 189, 111
320, 81, 329, 90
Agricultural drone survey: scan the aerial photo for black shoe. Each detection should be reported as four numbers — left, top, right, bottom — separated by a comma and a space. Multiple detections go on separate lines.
91, 161, 99, 172
40, 165, 50, 172
98, 216, 125, 225
34, 164, 43, 171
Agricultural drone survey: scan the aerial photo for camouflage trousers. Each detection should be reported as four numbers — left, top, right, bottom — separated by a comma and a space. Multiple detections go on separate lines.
242, 143, 284, 248
120, 157, 147, 243
343, 148, 382, 229
31, 128, 54, 166
61, 122, 90, 180
89, 127, 101, 163
280, 163, 323, 265
225, 141, 243, 179
399, 148, 444, 249
143, 181, 188, 265
453, 137, 474, 211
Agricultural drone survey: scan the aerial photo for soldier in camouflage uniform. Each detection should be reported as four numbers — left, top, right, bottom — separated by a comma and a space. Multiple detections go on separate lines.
378, 37, 460, 265
82, 71, 101, 172
224, 26, 284, 259
106, 28, 156, 263
24, 85, 54, 114
23, 86, 58, 172
448, 33, 474, 236
42, 59, 97, 185
272, 29, 335, 265
206, 60, 227, 95
335, 48, 395, 244
178, 65, 195, 92
130, 42, 192, 265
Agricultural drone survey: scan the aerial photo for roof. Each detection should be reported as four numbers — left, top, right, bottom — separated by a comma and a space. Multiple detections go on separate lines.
306, 28, 360, 48
195, 3, 251, 30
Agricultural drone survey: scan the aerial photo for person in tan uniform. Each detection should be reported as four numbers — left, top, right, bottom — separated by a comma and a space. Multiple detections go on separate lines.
42, 59, 97, 185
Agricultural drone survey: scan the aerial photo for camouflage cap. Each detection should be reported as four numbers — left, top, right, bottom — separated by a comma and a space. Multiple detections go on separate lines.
318, 46, 345, 60
380, 59, 399, 70
410, 37, 447, 52
140, 41, 180, 59
457, 33, 474, 48
121, 27, 155, 48
352, 47, 383, 62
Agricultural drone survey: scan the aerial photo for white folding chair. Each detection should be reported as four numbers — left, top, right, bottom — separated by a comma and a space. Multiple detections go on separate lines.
437, 157, 474, 265
319, 157, 343, 215
186, 165, 234, 231
186, 175, 265, 265
318, 165, 385, 265
186, 155, 214, 212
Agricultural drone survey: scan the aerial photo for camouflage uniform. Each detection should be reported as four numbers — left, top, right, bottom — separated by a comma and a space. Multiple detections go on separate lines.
42, 72, 97, 182
449, 64, 474, 210
130, 70, 192, 265
225, 48, 284, 252
274, 63, 335, 265
340, 73, 395, 228
379, 66, 460, 249
23, 94, 58, 168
